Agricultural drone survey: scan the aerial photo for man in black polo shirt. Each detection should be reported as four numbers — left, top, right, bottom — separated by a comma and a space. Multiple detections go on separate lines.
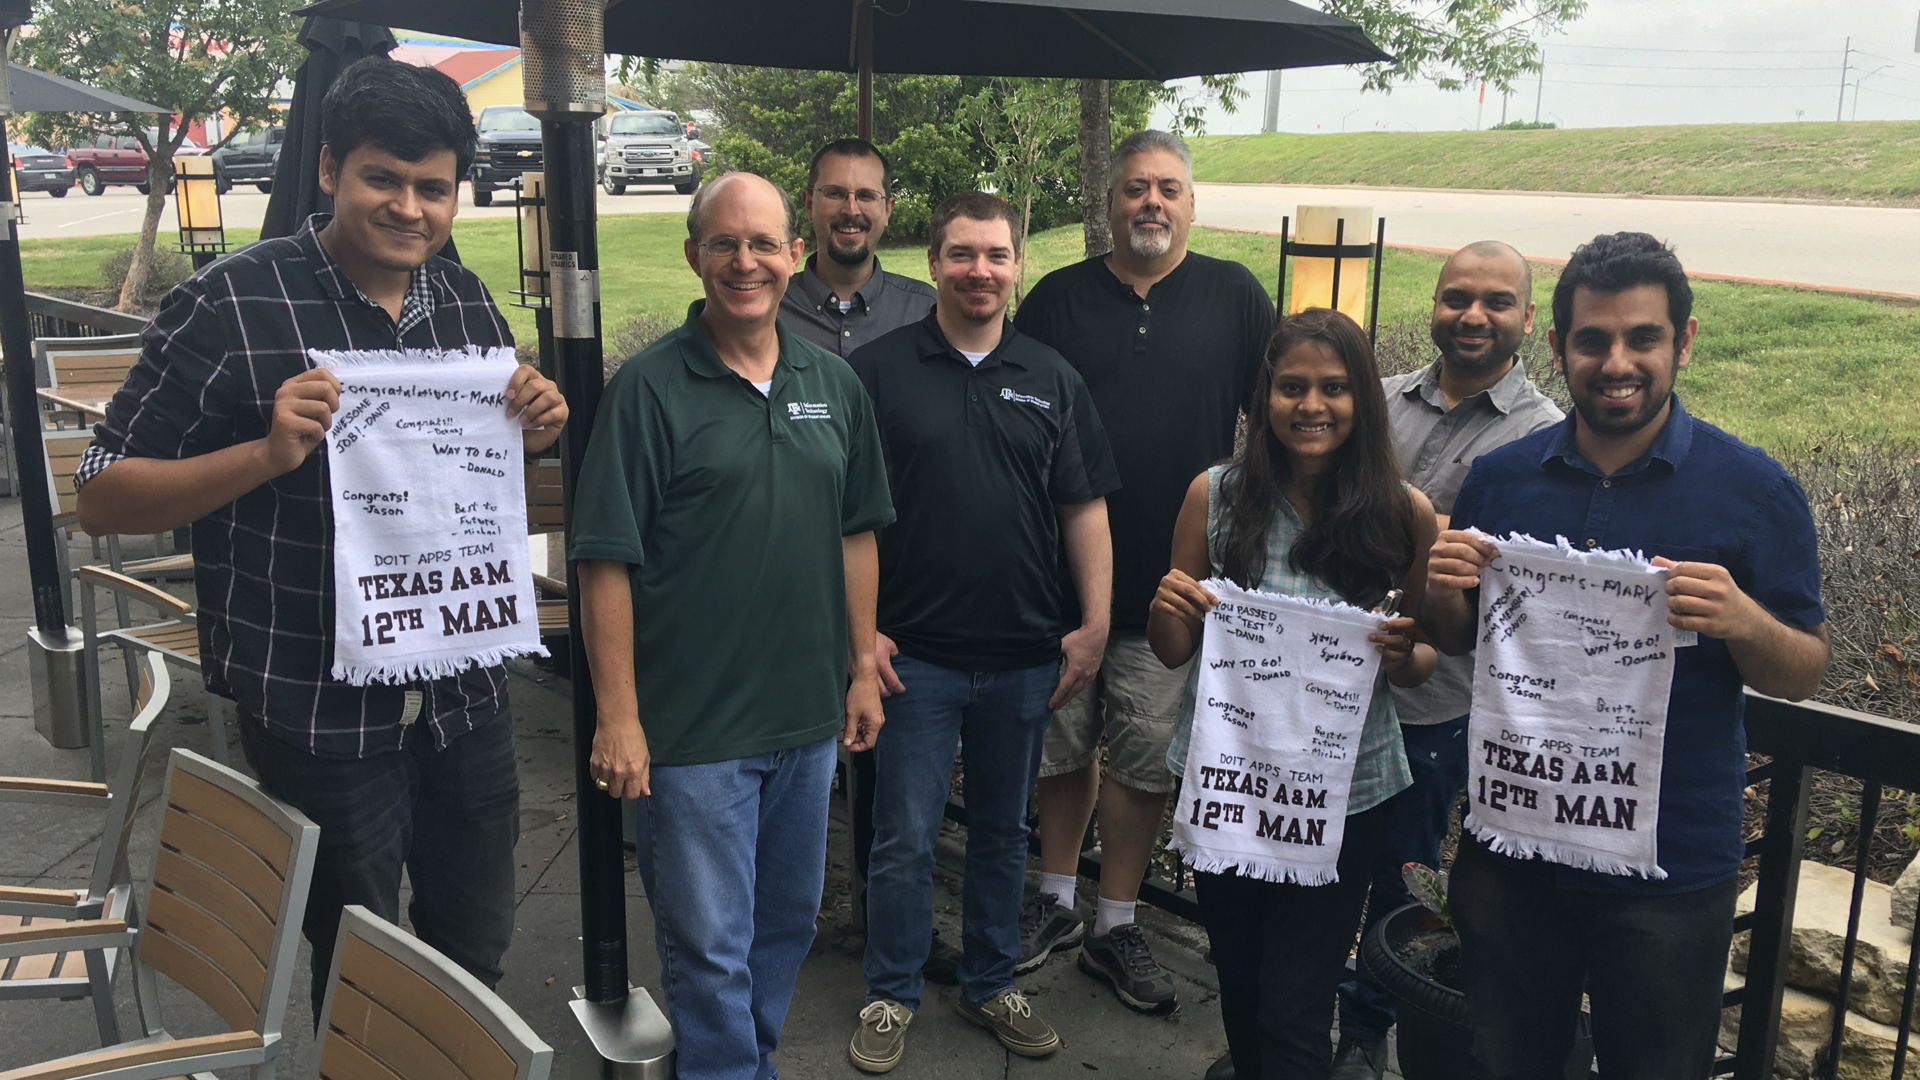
780, 138, 936, 357
844, 192, 1118, 1072
73, 58, 567, 1017
1013, 129, 1275, 1014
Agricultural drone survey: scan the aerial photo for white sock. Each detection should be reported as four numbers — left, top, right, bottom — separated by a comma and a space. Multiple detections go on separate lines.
1038, 872, 1077, 912
1094, 897, 1136, 938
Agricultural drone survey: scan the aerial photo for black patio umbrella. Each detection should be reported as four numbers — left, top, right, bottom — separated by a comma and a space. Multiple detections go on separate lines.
6, 65, 169, 115
296, 0, 1389, 135
259, 17, 396, 241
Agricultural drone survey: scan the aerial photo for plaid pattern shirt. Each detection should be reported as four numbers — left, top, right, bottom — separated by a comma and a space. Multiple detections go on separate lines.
1166, 464, 1413, 815
75, 215, 516, 758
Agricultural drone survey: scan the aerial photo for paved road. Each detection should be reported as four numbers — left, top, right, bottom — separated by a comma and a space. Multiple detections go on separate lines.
1196, 183, 1920, 296
14, 183, 691, 241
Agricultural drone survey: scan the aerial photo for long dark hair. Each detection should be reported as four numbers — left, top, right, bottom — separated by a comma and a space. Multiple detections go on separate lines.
1215, 308, 1414, 608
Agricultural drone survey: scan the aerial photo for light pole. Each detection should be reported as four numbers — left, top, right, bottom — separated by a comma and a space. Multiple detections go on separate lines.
1850, 65, 1891, 121
1342, 108, 1360, 132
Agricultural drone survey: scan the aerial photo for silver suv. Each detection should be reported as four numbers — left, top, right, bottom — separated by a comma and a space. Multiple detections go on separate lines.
597, 111, 699, 196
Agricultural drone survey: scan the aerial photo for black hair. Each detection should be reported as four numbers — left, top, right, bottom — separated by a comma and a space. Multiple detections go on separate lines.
1216, 308, 1414, 609
928, 191, 1022, 255
807, 137, 892, 192
321, 56, 479, 181
1551, 232, 1692, 341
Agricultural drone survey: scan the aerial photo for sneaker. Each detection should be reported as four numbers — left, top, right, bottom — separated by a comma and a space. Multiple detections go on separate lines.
923, 929, 962, 986
848, 1000, 912, 1073
1015, 891, 1085, 974
1329, 1035, 1388, 1080
954, 988, 1060, 1057
1078, 923, 1179, 1015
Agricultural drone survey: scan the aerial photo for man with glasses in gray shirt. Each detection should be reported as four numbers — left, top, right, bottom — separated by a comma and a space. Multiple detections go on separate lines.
1329, 240, 1564, 1080
781, 138, 935, 356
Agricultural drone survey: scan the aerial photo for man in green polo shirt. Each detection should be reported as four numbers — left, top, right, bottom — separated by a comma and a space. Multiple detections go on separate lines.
572, 170, 894, 1080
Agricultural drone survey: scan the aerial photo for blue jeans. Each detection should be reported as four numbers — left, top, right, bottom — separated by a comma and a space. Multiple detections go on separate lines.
1339, 714, 1471, 1043
863, 654, 1055, 1010
634, 736, 837, 1080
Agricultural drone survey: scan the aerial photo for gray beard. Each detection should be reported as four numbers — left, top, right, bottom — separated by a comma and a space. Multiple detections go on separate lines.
1128, 228, 1171, 259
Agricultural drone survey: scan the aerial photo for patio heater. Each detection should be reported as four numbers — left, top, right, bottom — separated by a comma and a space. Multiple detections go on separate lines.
1277, 205, 1387, 343
509, 169, 556, 380
519, 0, 673, 1075
173, 154, 228, 270
0, 4, 91, 755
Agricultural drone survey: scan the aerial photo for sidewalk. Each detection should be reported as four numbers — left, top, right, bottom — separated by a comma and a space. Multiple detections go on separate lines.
0, 491, 1396, 1077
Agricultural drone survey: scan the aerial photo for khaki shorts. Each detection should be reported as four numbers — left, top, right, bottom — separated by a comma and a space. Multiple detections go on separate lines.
1040, 635, 1194, 795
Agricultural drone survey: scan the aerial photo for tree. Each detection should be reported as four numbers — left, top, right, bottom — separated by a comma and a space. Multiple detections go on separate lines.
18, 0, 305, 310
958, 78, 1077, 298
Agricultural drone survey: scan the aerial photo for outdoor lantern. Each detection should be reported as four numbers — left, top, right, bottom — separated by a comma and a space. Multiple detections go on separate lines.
512, 171, 550, 309
1279, 205, 1387, 343
173, 154, 226, 267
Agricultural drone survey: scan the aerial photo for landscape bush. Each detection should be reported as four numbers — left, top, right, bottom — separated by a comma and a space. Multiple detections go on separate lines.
98, 245, 193, 303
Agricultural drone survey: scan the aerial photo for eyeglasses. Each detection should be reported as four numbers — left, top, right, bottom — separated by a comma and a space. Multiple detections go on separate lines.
697, 235, 788, 258
809, 185, 888, 207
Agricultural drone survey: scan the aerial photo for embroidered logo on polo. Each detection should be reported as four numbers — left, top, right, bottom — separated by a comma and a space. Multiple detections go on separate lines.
999, 388, 1052, 410
787, 401, 833, 420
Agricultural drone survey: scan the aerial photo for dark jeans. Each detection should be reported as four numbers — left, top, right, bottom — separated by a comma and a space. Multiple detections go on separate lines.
1451, 838, 1737, 1080
1339, 715, 1471, 1043
1196, 801, 1390, 1080
238, 709, 521, 1019
862, 655, 1055, 1010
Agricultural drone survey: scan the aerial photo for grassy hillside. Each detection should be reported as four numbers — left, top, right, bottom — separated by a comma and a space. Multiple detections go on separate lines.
1190, 121, 1920, 205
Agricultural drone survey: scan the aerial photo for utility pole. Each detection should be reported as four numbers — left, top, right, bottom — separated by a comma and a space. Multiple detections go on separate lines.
1500, 89, 1509, 127
1262, 69, 1281, 134
1838, 36, 1851, 122
1535, 52, 1546, 124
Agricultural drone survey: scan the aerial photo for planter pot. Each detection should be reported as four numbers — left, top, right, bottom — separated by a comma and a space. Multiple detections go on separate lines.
1363, 902, 1595, 1080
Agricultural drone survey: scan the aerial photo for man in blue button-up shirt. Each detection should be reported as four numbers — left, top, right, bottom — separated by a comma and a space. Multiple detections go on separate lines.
1424, 232, 1829, 1080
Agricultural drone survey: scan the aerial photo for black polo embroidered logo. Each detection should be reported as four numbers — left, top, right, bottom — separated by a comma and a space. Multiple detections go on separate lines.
787, 402, 832, 420
998, 388, 1052, 410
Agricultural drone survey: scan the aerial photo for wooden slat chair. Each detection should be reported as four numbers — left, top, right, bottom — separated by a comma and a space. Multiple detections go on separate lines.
34, 334, 143, 433
0, 652, 171, 1048
77, 565, 230, 774
526, 459, 570, 642
0, 748, 321, 1080
317, 906, 553, 1080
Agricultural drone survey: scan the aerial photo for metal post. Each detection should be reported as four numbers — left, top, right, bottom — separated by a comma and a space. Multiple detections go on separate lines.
1276, 213, 1289, 317
855, 0, 874, 141
520, 0, 674, 1072
1329, 216, 1345, 311
1367, 217, 1385, 344
1838, 36, 1850, 122
1262, 70, 1280, 134
1534, 53, 1545, 124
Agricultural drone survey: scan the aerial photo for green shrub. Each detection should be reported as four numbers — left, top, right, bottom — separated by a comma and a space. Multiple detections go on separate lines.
98, 245, 193, 299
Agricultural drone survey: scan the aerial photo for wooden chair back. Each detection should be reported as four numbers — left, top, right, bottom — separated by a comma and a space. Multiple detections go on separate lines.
319, 906, 552, 1080
36, 333, 142, 391
41, 426, 94, 524
525, 458, 563, 536
141, 749, 318, 1039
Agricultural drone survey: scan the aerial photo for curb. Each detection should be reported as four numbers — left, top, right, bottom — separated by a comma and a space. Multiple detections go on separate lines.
1193, 180, 1920, 212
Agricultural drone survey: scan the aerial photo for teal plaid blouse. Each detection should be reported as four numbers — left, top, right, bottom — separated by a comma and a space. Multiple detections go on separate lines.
1166, 464, 1412, 816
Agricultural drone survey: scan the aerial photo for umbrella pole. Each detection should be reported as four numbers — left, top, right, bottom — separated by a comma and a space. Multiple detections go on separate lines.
0, 112, 62, 635
855, 0, 873, 140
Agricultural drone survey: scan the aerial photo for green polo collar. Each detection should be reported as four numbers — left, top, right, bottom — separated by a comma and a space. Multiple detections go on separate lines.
677, 299, 816, 380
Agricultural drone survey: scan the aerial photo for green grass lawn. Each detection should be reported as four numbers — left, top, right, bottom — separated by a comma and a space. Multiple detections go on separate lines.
1189, 120, 1920, 205
33, 218, 1920, 453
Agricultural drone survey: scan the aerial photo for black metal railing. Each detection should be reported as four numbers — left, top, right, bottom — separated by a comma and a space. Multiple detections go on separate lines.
1727, 692, 1920, 1080
23, 291, 146, 339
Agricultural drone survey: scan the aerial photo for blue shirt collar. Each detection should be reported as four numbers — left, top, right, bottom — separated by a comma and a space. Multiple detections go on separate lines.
1542, 394, 1695, 477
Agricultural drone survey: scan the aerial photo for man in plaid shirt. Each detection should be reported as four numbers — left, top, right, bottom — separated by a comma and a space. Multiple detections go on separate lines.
74, 57, 568, 1015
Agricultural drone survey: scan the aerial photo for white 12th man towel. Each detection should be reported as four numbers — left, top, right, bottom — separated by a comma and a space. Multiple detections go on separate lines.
1465, 533, 1681, 879
313, 346, 546, 686
1169, 579, 1384, 886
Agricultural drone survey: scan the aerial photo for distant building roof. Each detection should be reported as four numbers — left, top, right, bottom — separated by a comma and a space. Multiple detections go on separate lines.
432, 48, 523, 91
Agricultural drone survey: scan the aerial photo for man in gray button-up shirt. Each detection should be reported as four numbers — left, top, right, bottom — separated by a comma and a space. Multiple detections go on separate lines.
1332, 241, 1563, 1080
779, 137, 935, 356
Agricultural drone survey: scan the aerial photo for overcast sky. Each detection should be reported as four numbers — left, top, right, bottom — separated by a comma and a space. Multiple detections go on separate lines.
1151, 0, 1920, 135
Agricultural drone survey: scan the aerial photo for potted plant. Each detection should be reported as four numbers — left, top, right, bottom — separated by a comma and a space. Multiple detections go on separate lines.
1360, 864, 1594, 1080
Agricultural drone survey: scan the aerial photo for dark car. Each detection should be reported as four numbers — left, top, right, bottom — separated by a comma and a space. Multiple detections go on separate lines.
469, 105, 542, 207
10, 143, 73, 197
212, 125, 284, 194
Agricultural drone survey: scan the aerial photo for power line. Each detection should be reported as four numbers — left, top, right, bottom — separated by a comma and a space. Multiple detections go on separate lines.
1551, 61, 1841, 70
1547, 80, 1853, 89
1547, 43, 1836, 56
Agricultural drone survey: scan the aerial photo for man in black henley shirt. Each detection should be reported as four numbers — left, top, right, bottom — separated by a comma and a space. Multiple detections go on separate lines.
1012, 129, 1275, 1015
